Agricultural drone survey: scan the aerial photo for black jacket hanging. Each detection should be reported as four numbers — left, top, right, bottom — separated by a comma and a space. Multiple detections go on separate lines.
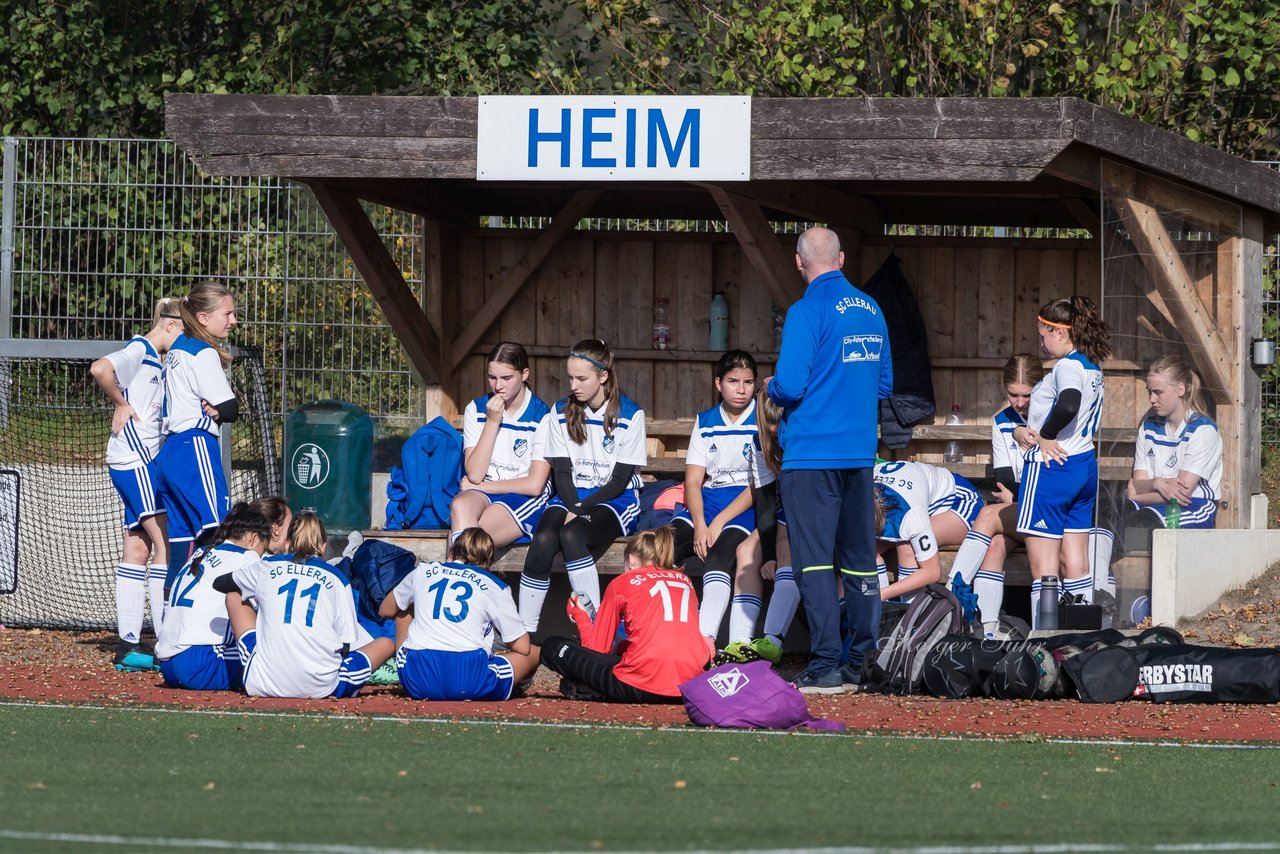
860, 253, 936, 448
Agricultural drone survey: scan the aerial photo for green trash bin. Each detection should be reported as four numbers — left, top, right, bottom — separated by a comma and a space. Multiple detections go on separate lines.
284, 400, 372, 537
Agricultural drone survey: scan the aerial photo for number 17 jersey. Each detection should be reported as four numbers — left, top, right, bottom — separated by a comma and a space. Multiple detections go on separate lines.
581, 566, 709, 697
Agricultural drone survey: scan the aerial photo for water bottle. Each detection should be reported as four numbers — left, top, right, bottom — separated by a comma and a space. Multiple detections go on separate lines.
1164, 499, 1181, 529
709, 291, 729, 352
1037, 575, 1060, 631
652, 298, 670, 350
943, 403, 963, 464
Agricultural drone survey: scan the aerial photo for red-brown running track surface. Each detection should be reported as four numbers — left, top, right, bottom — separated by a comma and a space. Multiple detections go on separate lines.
2, 628, 1278, 743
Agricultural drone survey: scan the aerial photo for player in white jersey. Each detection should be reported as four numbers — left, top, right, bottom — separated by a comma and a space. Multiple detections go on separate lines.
450, 343, 552, 550
1012, 297, 1111, 625
219, 512, 394, 699
946, 354, 1045, 635
1126, 354, 1222, 530
722, 392, 801, 665
873, 460, 984, 602
156, 503, 270, 691
519, 339, 647, 634
671, 352, 774, 650
155, 282, 239, 590
90, 297, 184, 671
379, 528, 537, 701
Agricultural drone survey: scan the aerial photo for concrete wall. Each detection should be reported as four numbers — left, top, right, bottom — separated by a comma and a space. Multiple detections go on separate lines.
371, 471, 391, 529
1152, 528, 1280, 624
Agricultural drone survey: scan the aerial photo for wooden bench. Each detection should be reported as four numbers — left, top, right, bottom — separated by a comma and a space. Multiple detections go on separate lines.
363, 528, 1151, 593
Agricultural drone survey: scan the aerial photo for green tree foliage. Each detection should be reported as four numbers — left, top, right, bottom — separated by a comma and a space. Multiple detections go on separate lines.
572, 0, 1280, 158
0, 0, 561, 136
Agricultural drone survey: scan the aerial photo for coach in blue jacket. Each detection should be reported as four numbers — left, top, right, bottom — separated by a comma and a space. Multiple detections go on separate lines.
767, 227, 893, 694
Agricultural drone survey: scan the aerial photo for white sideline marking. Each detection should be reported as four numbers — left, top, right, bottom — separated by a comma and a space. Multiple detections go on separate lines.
1, 700, 1278, 751
3, 831, 1280, 854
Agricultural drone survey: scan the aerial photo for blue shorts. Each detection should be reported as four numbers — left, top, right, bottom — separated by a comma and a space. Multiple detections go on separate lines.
109, 463, 166, 531
397, 647, 515, 701
549, 487, 640, 536
156, 429, 229, 543
463, 487, 549, 543
1017, 451, 1097, 538
356, 607, 396, 642
334, 649, 372, 698
673, 485, 754, 535
930, 475, 983, 528
159, 645, 243, 692
1129, 498, 1218, 529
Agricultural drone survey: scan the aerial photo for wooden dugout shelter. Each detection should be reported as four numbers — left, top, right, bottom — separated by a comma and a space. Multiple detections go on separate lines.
165, 95, 1280, 532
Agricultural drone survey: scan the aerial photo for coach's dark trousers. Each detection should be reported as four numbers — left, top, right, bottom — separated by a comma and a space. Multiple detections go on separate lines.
781, 468, 880, 677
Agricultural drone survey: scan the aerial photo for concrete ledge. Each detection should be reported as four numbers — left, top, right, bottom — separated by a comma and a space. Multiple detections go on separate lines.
1152, 529, 1280, 624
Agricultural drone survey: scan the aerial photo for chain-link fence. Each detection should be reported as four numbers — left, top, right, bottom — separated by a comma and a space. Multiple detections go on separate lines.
1260, 162, 1280, 447
0, 136, 425, 440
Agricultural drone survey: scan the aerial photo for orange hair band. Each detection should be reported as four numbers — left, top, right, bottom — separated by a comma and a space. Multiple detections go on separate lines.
1036, 316, 1072, 330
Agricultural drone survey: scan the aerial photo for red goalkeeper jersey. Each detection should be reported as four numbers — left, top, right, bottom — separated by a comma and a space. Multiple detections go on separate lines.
576, 566, 710, 697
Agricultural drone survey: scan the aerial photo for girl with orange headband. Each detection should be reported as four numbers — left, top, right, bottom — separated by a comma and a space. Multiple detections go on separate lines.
1009, 297, 1111, 628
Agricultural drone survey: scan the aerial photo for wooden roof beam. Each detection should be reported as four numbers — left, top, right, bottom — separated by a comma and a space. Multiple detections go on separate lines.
707, 182, 882, 232
705, 186, 804, 309
307, 182, 444, 383
449, 188, 601, 369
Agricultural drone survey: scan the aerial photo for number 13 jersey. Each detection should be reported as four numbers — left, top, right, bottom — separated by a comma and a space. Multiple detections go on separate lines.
392, 561, 525, 654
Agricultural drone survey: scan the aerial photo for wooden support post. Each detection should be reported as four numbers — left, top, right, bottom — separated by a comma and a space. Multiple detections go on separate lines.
705, 185, 802, 309
307, 182, 444, 384
1232, 210, 1265, 527
449, 188, 601, 369
423, 218, 461, 423
1114, 194, 1233, 399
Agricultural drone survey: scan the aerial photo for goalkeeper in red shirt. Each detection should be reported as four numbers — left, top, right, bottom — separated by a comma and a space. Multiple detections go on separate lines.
542, 527, 713, 702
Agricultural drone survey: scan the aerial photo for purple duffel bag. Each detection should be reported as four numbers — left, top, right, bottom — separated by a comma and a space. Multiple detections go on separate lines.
679, 660, 846, 730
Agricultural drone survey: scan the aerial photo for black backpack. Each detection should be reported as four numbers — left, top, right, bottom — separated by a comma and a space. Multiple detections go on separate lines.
868, 584, 968, 694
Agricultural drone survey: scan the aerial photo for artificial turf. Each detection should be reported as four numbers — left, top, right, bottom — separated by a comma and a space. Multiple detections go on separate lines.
2, 703, 1279, 852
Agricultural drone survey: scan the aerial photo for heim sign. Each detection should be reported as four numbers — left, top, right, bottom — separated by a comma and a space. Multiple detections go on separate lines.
476, 96, 751, 181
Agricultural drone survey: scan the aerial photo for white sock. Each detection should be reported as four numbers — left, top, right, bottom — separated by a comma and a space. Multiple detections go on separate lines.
448, 530, 462, 548
761, 566, 799, 643
951, 531, 992, 585
1089, 528, 1115, 596
518, 574, 551, 633
973, 570, 1005, 625
564, 556, 602, 615
1030, 579, 1043, 631
728, 594, 763, 644
1064, 575, 1094, 604
148, 564, 167, 632
876, 562, 889, 589
115, 563, 147, 643
699, 570, 732, 639
897, 565, 918, 602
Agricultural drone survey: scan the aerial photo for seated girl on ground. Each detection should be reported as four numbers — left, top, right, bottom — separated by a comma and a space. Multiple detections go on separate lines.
874, 459, 984, 602
218, 512, 394, 699
450, 342, 552, 550
155, 502, 271, 691
378, 527, 539, 701
541, 527, 712, 703
1124, 354, 1222, 535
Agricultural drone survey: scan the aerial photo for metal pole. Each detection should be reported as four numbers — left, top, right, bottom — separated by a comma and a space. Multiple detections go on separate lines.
0, 137, 18, 431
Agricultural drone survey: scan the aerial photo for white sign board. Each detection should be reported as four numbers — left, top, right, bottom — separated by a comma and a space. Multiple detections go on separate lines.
477, 96, 751, 181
